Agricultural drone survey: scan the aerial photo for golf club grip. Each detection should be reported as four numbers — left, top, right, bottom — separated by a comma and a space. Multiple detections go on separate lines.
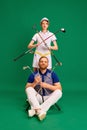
13, 50, 30, 61
13, 52, 26, 61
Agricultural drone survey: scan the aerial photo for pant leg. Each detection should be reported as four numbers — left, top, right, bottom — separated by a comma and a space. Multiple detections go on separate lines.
41, 89, 62, 112
25, 87, 42, 109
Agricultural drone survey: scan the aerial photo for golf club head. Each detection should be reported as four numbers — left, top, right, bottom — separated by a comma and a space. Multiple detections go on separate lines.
60, 28, 66, 33
32, 24, 37, 30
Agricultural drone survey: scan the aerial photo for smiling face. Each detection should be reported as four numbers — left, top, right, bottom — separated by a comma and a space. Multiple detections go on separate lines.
41, 20, 49, 30
38, 57, 49, 70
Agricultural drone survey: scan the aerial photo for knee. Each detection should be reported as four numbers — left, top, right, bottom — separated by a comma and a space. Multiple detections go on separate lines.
25, 87, 35, 95
54, 89, 62, 99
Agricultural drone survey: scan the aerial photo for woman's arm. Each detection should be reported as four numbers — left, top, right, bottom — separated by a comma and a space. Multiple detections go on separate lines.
28, 40, 37, 49
49, 40, 58, 50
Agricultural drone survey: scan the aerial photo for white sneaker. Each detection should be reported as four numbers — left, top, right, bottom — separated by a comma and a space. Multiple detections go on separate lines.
28, 109, 35, 117
38, 111, 46, 121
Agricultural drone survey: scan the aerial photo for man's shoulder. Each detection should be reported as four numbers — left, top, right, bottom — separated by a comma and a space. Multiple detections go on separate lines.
33, 70, 39, 75
46, 69, 51, 73
46, 69, 56, 75
29, 70, 38, 76
46, 69, 59, 82
48, 70, 58, 78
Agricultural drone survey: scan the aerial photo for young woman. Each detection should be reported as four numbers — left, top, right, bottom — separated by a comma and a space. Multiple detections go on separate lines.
28, 17, 58, 71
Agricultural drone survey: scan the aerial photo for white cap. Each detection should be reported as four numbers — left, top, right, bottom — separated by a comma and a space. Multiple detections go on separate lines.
40, 17, 49, 23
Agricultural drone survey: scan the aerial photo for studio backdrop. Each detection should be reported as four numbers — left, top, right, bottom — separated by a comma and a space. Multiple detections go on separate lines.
0, 0, 87, 91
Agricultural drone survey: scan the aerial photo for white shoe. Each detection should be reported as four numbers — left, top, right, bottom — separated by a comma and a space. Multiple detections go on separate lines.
38, 111, 46, 121
28, 109, 35, 117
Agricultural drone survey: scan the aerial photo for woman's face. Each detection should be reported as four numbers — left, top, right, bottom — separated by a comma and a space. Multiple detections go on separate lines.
41, 20, 49, 30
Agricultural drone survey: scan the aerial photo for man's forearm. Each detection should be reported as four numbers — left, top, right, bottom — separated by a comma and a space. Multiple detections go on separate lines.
46, 84, 62, 91
26, 82, 37, 88
40, 82, 62, 91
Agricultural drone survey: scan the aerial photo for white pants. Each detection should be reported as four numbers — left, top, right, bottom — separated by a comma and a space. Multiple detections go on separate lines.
25, 87, 62, 112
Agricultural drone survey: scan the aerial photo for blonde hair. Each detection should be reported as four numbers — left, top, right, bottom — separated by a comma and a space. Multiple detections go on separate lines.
39, 56, 49, 62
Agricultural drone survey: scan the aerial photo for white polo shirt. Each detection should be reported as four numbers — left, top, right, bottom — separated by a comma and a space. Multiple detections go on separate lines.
32, 31, 57, 53
32, 31, 57, 69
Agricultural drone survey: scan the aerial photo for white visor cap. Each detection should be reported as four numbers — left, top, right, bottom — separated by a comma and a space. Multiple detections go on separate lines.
40, 17, 49, 23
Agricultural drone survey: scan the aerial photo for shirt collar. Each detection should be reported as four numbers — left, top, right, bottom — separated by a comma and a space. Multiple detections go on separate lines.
39, 69, 49, 75
40, 30, 49, 34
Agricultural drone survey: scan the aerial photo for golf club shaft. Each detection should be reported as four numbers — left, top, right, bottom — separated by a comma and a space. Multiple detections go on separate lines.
35, 29, 62, 66
13, 50, 29, 61
14, 28, 64, 61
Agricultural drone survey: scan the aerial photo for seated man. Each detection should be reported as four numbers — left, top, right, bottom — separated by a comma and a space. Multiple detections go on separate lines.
25, 56, 62, 121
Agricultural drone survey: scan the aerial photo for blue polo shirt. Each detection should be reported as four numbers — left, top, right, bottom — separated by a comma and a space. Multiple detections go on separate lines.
27, 69, 59, 96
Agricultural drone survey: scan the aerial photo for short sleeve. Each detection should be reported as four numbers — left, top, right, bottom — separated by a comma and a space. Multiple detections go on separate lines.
52, 72, 59, 83
51, 34, 57, 42
32, 33, 38, 42
27, 73, 34, 83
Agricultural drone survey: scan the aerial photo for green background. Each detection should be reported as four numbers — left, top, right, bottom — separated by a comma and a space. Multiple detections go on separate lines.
0, 0, 87, 130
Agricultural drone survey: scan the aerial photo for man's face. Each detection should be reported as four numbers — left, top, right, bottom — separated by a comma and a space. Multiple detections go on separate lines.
39, 58, 48, 70
41, 20, 49, 30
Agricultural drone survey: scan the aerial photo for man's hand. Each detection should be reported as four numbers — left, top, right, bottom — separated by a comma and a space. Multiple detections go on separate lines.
26, 76, 42, 89
40, 82, 47, 88
34, 76, 41, 85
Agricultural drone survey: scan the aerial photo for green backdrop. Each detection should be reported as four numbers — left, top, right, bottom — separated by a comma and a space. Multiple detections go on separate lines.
0, 0, 87, 130
0, 0, 87, 88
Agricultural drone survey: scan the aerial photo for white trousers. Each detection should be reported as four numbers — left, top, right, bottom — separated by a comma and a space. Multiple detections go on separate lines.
25, 87, 62, 112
